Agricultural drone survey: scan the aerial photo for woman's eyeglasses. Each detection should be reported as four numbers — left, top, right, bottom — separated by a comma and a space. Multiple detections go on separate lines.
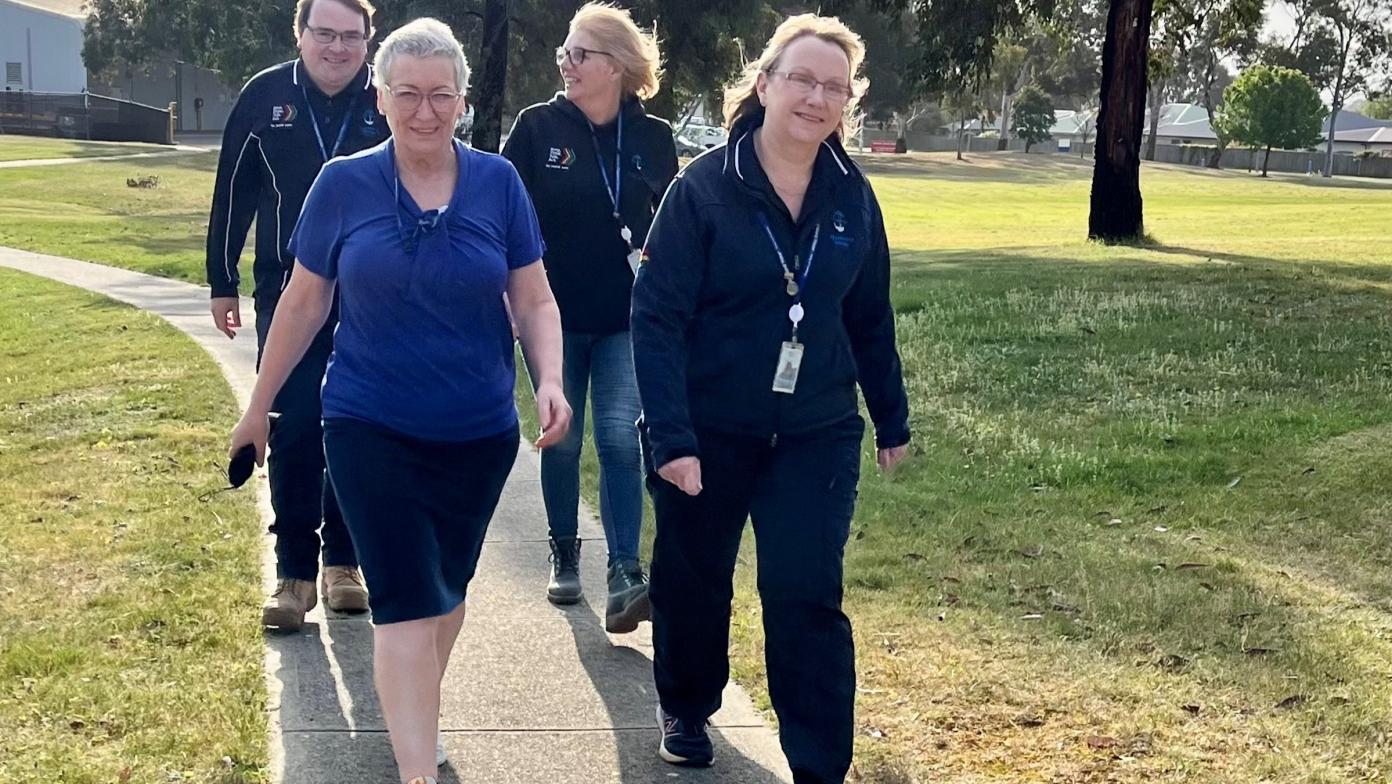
766, 70, 855, 103
556, 46, 614, 67
386, 86, 462, 113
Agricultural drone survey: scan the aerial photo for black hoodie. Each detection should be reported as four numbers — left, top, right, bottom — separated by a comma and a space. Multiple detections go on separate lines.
631, 109, 911, 469
503, 94, 679, 335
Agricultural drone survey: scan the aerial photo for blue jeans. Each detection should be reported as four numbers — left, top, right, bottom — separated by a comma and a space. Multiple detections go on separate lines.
537, 330, 644, 566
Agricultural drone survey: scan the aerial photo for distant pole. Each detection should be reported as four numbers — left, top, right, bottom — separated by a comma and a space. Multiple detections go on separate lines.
470, 0, 509, 152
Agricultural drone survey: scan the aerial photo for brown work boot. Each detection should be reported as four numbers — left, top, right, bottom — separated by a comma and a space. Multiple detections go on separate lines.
321, 565, 369, 613
262, 578, 317, 631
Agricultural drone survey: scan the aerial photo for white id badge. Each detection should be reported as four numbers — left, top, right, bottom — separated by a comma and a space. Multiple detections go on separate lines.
772, 341, 804, 394
627, 247, 642, 276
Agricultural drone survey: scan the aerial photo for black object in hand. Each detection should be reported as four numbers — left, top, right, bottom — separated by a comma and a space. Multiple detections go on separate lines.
229, 444, 257, 488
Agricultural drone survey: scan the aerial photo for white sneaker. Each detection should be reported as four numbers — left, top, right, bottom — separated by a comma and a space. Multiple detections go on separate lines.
436, 731, 448, 767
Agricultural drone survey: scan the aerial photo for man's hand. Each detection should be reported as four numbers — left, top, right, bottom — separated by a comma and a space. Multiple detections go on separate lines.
211, 296, 241, 339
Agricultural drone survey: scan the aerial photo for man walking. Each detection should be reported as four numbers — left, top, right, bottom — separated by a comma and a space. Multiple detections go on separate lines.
206, 0, 390, 630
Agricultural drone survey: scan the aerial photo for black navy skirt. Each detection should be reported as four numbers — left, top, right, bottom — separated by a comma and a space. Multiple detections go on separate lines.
323, 417, 519, 624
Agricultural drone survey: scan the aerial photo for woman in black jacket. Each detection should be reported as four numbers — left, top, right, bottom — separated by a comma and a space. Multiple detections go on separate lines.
631, 14, 910, 783
502, 2, 678, 633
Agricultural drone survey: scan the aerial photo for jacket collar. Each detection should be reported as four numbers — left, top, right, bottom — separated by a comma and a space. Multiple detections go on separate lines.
294, 59, 372, 100
721, 108, 861, 222
722, 107, 857, 186
549, 92, 646, 129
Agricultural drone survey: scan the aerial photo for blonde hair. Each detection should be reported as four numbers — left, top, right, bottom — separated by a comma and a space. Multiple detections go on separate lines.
373, 18, 471, 94
569, 2, 663, 100
722, 14, 867, 141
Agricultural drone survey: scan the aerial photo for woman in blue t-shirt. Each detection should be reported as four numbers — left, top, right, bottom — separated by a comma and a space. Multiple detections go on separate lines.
229, 18, 569, 784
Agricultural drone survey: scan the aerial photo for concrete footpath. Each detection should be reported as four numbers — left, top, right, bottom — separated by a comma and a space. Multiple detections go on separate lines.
0, 246, 793, 783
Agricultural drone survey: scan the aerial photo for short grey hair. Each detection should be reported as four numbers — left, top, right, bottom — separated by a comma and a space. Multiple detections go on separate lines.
372, 18, 470, 93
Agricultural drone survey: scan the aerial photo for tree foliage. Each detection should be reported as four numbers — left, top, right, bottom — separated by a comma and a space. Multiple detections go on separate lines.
1012, 83, 1056, 150
1216, 64, 1325, 175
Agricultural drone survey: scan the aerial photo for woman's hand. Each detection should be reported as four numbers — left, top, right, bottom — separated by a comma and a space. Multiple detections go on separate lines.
876, 444, 909, 473
533, 382, 573, 449
658, 456, 703, 496
229, 409, 271, 467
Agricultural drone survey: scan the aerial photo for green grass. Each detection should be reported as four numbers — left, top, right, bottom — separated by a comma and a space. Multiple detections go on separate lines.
0, 269, 266, 783
523, 152, 1392, 783
0, 135, 176, 163
7, 148, 1392, 781
0, 152, 220, 283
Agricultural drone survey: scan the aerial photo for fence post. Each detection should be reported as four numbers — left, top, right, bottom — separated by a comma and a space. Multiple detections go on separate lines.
167, 102, 177, 144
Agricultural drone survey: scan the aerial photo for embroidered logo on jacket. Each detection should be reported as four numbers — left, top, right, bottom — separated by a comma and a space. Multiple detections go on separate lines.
830, 210, 854, 248
546, 147, 575, 170
271, 104, 297, 127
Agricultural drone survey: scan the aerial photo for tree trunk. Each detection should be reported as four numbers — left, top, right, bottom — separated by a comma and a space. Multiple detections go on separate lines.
469, 0, 509, 152
956, 116, 965, 160
1261, 145, 1271, 177
998, 91, 1011, 151
1324, 94, 1344, 177
1144, 77, 1163, 161
1088, 0, 1154, 242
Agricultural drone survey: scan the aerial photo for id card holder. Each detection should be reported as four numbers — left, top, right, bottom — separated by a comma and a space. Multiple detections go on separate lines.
772, 341, 804, 394
627, 247, 642, 276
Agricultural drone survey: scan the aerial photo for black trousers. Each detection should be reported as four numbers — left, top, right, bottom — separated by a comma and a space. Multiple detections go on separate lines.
646, 418, 863, 784
256, 295, 356, 580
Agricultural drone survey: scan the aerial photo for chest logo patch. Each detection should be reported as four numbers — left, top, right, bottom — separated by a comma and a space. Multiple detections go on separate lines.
546, 146, 575, 170
830, 210, 854, 248
271, 104, 297, 126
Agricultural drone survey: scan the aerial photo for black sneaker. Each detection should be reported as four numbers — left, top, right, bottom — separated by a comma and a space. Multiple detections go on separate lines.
658, 705, 714, 767
605, 559, 650, 633
547, 537, 582, 605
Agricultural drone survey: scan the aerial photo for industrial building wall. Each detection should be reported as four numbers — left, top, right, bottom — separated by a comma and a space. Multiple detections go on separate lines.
90, 60, 242, 133
0, 2, 86, 93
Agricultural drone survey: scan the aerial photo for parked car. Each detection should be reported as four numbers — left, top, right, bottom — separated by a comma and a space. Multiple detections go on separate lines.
675, 123, 728, 151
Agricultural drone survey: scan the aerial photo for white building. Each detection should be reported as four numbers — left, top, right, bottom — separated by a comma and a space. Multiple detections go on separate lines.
0, 0, 86, 93
0, 0, 241, 132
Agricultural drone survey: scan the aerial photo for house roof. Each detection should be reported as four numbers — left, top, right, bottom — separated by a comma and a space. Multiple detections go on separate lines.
1145, 102, 1392, 146
3, 0, 87, 19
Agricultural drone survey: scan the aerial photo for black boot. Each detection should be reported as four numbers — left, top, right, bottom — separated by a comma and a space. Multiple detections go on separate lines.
547, 537, 583, 605
605, 559, 650, 633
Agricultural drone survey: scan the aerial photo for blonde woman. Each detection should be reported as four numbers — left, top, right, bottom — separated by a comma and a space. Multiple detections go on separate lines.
230, 18, 568, 784
632, 14, 910, 780
503, 2, 678, 633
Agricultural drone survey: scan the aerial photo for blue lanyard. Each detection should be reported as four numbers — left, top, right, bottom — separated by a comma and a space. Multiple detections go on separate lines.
302, 83, 352, 162
758, 214, 819, 301
588, 112, 623, 219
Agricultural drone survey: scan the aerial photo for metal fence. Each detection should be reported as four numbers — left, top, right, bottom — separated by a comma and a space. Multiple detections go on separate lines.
0, 91, 172, 144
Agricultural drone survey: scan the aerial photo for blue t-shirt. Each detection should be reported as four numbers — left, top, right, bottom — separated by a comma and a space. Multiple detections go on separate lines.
288, 138, 545, 442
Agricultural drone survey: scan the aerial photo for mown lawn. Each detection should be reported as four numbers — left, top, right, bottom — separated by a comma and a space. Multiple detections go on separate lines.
0, 151, 220, 283
0, 135, 177, 163
0, 269, 265, 783
6, 148, 1392, 782
530, 153, 1392, 783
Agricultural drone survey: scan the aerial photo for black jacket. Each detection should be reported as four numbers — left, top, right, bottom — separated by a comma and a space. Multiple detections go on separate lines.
632, 109, 911, 469
205, 60, 390, 302
503, 94, 678, 334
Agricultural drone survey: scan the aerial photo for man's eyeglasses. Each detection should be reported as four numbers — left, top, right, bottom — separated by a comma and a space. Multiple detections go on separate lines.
386, 86, 463, 113
304, 25, 367, 46
766, 70, 855, 103
555, 46, 614, 67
